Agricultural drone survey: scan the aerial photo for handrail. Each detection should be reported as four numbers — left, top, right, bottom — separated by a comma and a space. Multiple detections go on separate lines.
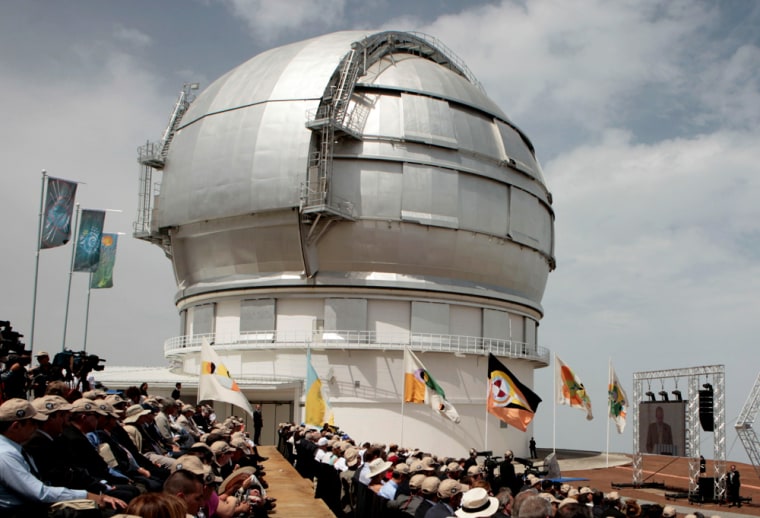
164, 330, 549, 364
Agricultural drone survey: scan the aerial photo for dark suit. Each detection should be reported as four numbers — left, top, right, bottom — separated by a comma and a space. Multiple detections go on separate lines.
645, 421, 674, 454
55, 425, 140, 502
26, 429, 105, 493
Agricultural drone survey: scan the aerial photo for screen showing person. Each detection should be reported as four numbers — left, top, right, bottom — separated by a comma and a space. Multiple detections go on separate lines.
639, 401, 686, 456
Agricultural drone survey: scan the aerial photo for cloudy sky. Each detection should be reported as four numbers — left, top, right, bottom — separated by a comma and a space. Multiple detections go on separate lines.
2, 0, 759, 459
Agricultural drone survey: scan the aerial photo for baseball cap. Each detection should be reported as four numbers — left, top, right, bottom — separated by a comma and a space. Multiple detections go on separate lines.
70, 398, 108, 415
421, 476, 441, 495
174, 455, 222, 485
0, 398, 48, 422
32, 395, 73, 415
662, 506, 677, 518
438, 479, 468, 498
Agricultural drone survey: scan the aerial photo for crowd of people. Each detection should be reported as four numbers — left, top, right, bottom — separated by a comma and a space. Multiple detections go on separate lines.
276, 423, 735, 518
0, 377, 272, 518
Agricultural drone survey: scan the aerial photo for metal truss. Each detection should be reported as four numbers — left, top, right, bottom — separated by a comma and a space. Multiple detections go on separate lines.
632, 365, 725, 501
736, 372, 760, 479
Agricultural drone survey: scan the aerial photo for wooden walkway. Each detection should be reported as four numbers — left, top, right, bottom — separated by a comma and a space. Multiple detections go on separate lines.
259, 445, 335, 518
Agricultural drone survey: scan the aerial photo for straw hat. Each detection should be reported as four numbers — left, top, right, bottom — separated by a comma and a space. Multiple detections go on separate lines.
367, 458, 393, 478
455, 487, 500, 517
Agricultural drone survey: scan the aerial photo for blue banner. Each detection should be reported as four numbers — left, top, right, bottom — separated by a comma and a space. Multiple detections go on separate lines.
73, 209, 105, 271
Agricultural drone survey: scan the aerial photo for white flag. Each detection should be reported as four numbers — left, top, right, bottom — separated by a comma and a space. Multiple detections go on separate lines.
199, 339, 253, 416
404, 349, 460, 423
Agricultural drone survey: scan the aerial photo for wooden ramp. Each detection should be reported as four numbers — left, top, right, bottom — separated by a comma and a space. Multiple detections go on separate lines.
259, 445, 335, 518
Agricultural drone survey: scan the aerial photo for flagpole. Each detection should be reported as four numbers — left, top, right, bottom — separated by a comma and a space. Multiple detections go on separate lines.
484, 350, 489, 451
401, 348, 406, 447
83, 272, 93, 352
29, 170, 48, 354
553, 352, 557, 454
606, 358, 611, 467
61, 204, 81, 352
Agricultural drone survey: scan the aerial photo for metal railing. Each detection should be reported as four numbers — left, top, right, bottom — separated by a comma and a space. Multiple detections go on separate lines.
164, 330, 549, 364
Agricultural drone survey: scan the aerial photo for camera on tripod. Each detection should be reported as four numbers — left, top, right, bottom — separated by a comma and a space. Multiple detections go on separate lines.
53, 349, 106, 385
1, 320, 32, 366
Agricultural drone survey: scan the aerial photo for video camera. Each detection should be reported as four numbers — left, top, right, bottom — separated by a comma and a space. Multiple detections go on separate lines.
53, 349, 106, 382
1, 320, 32, 366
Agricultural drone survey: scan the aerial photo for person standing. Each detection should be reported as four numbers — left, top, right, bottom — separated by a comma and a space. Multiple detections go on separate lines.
529, 437, 537, 459
726, 464, 741, 507
253, 404, 263, 445
171, 383, 182, 401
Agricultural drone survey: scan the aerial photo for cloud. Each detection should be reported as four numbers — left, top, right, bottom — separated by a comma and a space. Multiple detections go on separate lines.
113, 24, 153, 48
220, 0, 347, 41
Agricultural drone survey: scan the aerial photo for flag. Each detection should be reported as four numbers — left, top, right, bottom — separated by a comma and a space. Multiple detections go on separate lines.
487, 353, 542, 431
198, 339, 253, 416
90, 233, 118, 288
608, 364, 628, 434
404, 348, 461, 423
74, 209, 105, 271
556, 355, 593, 420
305, 349, 327, 427
41, 177, 77, 249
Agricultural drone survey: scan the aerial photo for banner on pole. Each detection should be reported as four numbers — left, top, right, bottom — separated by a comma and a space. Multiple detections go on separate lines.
74, 209, 105, 271
41, 177, 77, 249
90, 234, 118, 288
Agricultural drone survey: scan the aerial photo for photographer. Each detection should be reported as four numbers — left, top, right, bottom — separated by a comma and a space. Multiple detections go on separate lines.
1, 359, 29, 401
29, 351, 63, 398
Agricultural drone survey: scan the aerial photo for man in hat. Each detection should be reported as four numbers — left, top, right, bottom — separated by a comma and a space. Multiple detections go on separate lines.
379, 462, 410, 500
499, 450, 520, 495
388, 472, 426, 516
426, 478, 468, 518
0, 398, 126, 516
24, 395, 88, 489
661, 505, 677, 518
176, 404, 202, 445
416, 476, 440, 518
29, 351, 62, 398
55, 398, 141, 503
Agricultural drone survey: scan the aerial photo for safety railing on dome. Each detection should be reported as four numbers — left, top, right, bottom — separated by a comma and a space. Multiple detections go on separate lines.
163, 330, 549, 364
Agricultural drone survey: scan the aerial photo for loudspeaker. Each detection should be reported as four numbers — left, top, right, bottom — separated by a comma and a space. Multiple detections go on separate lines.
699, 388, 714, 432
698, 477, 715, 502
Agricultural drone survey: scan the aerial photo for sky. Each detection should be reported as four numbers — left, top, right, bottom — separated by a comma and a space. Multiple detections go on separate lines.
1, 0, 759, 461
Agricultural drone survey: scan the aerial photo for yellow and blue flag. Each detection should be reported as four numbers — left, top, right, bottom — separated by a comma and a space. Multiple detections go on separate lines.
305, 349, 327, 427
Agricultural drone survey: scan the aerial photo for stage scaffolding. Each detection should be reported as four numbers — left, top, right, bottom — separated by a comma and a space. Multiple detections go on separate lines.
632, 365, 725, 501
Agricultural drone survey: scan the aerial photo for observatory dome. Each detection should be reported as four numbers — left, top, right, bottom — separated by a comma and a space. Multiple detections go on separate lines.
135, 30, 555, 455
155, 30, 554, 308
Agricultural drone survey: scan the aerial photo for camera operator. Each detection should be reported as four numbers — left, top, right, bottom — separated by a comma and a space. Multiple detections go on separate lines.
29, 351, 63, 398
498, 450, 521, 497
1, 355, 30, 401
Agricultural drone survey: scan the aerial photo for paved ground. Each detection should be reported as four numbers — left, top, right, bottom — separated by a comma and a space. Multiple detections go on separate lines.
538, 449, 760, 518
260, 446, 759, 518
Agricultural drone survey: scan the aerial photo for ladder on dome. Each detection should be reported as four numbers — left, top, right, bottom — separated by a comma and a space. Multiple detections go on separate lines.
134, 82, 199, 247
302, 47, 363, 219
299, 46, 365, 277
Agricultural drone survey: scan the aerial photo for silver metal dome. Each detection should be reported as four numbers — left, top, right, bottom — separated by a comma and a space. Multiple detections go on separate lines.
150, 30, 554, 312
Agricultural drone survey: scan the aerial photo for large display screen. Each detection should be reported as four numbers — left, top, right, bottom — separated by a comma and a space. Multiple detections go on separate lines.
639, 401, 687, 456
